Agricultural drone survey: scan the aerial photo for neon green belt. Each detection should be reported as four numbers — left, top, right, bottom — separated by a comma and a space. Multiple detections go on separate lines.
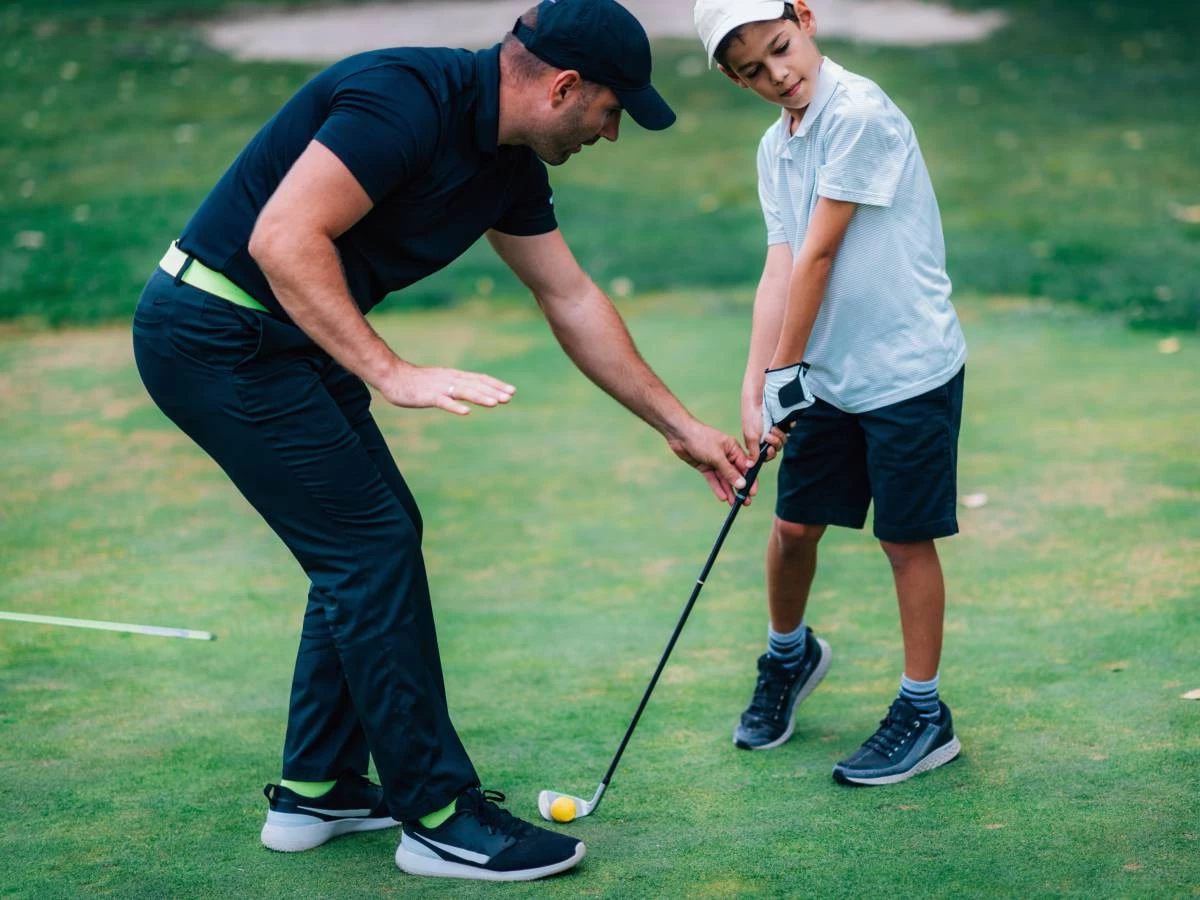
158, 242, 269, 313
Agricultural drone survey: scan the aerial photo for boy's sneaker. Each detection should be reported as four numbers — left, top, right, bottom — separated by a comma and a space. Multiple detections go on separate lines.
396, 788, 585, 882
260, 774, 399, 852
832, 697, 961, 785
734, 628, 832, 750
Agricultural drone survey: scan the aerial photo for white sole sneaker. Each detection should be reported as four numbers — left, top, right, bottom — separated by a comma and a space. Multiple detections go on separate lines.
734, 638, 833, 751
261, 810, 400, 852
395, 832, 586, 882
835, 736, 962, 786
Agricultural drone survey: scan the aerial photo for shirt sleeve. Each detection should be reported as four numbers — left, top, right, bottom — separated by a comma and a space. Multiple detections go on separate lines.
817, 96, 908, 208
758, 131, 788, 246
314, 65, 442, 203
491, 153, 558, 236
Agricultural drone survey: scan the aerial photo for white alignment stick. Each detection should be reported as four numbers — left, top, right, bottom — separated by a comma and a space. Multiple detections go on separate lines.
0, 611, 215, 641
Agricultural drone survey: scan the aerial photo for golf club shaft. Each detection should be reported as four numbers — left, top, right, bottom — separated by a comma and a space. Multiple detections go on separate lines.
597, 442, 772, 797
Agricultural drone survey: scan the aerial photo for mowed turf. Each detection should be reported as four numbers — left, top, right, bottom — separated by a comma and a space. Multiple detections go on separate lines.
0, 295, 1196, 898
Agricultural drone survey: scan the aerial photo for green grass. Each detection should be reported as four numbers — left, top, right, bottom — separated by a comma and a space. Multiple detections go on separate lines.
1, 1, 1198, 327
1, 294, 1197, 897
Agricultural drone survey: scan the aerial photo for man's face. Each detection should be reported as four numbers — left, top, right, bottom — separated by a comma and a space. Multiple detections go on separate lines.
720, 8, 822, 115
534, 83, 623, 167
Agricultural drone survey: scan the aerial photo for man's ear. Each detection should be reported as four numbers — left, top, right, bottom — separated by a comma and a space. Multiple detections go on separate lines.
549, 69, 583, 107
718, 64, 747, 89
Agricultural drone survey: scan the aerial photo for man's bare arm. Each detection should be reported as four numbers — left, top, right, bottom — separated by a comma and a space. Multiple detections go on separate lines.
488, 228, 750, 500
250, 141, 513, 414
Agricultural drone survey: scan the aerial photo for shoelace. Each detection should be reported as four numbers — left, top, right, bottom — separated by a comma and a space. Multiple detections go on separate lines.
863, 704, 920, 756
747, 658, 799, 718
464, 789, 529, 839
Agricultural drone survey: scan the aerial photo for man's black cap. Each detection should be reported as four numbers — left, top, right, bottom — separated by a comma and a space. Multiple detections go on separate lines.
513, 0, 676, 131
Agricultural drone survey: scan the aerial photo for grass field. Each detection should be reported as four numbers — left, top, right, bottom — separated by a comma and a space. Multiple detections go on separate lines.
1, 0, 1198, 327
2, 0, 1198, 895
1, 293, 1197, 897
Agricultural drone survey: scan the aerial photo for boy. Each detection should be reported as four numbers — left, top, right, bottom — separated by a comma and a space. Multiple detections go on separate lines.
694, 0, 967, 784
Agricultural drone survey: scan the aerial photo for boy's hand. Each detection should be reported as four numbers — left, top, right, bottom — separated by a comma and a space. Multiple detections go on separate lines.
761, 362, 814, 437
742, 394, 785, 464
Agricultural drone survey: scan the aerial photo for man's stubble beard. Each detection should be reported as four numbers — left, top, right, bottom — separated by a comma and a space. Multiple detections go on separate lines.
531, 90, 594, 166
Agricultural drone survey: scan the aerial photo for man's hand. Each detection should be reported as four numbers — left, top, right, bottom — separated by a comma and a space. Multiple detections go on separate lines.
378, 363, 516, 415
761, 362, 814, 438
667, 421, 753, 505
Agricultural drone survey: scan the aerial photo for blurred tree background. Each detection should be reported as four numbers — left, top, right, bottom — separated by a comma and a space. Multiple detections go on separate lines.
1, 0, 1197, 328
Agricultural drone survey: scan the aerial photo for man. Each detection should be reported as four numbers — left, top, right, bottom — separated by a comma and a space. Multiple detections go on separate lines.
132, 0, 751, 883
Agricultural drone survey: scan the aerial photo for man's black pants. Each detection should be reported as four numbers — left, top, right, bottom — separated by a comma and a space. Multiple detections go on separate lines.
132, 270, 478, 820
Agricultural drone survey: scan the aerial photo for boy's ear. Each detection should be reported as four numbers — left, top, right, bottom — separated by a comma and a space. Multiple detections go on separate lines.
717, 63, 747, 88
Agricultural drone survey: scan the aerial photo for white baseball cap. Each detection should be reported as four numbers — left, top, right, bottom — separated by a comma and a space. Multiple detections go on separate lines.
694, 0, 787, 66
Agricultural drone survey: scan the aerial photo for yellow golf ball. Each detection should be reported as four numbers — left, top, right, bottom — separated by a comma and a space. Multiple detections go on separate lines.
549, 795, 577, 823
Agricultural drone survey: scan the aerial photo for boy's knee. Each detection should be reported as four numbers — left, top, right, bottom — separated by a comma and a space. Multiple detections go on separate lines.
773, 519, 825, 550
879, 538, 936, 571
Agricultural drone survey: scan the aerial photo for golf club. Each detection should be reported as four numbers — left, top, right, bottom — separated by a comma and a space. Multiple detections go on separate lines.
539, 440, 773, 823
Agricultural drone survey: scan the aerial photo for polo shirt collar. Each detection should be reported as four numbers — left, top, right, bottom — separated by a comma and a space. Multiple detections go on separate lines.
474, 44, 502, 155
783, 56, 843, 140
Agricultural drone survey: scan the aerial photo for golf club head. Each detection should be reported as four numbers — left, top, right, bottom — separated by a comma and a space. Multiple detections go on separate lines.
537, 789, 593, 823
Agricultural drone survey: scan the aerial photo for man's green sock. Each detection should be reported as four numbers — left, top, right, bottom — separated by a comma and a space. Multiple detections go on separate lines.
419, 799, 458, 829
280, 779, 336, 798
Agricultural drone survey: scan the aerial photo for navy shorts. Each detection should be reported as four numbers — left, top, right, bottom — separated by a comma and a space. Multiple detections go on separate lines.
775, 367, 965, 543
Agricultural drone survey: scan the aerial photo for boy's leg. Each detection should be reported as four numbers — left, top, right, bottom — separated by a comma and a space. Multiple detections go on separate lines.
833, 368, 964, 785
733, 399, 867, 750
879, 538, 944, 682
766, 520, 824, 633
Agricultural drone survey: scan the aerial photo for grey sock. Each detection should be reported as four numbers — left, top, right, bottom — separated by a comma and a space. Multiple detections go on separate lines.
900, 672, 941, 719
768, 621, 808, 669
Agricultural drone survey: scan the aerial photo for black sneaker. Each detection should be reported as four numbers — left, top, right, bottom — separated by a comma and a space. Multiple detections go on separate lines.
734, 628, 832, 750
832, 697, 962, 785
395, 788, 585, 882
260, 774, 399, 852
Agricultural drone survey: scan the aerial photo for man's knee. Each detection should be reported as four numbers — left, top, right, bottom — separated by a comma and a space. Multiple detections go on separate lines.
772, 519, 826, 551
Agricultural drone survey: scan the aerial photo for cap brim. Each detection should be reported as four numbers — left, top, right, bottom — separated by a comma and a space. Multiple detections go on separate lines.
614, 83, 676, 131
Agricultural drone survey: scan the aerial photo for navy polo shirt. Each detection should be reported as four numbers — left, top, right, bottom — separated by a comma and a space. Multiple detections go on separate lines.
177, 45, 557, 319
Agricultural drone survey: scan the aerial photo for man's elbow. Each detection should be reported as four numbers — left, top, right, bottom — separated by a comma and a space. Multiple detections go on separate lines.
533, 274, 595, 319
247, 215, 301, 273
248, 219, 280, 270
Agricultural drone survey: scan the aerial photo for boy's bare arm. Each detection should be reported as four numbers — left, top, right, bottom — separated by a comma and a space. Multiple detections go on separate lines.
743, 243, 793, 404
741, 243, 793, 454
769, 196, 857, 367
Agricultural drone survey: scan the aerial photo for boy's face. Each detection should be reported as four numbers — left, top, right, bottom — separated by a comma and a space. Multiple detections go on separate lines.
719, 7, 822, 115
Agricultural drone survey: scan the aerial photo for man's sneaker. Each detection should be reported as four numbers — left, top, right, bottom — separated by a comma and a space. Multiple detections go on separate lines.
396, 788, 585, 882
260, 774, 399, 852
734, 628, 832, 750
832, 697, 962, 785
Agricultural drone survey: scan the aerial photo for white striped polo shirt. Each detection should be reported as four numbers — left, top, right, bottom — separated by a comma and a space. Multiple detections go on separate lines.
757, 57, 966, 413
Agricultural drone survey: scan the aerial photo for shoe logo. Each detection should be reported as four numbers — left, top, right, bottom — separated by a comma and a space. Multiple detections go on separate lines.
296, 805, 373, 818
411, 832, 491, 865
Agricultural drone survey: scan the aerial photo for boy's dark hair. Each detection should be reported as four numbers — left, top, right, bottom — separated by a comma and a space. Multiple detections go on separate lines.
714, 3, 799, 71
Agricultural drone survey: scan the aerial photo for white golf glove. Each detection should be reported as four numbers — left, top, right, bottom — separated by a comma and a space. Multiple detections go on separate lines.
761, 362, 814, 437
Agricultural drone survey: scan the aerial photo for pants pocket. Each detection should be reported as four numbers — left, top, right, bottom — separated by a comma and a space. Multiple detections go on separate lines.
165, 290, 264, 371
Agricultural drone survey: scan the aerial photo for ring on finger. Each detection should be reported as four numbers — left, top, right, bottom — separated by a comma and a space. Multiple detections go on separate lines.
447, 384, 456, 398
